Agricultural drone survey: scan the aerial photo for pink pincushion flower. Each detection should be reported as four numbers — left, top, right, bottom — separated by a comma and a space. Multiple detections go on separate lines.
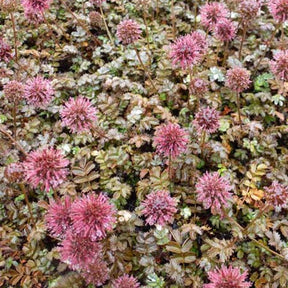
21, 0, 52, 13
203, 265, 252, 288
24, 147, 69, 192
169, 33, 207, 70
153, 122, 189, 158
112, 274, 140, 288
4, 80, 25, 103
59, 231, 102, 269
81, 259, 109, 286
270, 50, 288, 81
264, 181, 288, 209
0, 38, 12, 62
141, 190, 177, 226
189, 78, 208, 95
200, 2, 229, 30
193, 107, 220, 134
116, 19, 141, 45
45, 196, 72, 238
24, 76, 54, 108
239, 0, 261, 24
214, 19, 236, 42
60, 96, 97, 134
70, 193, 116, 241
195, 172, 233, 216
225, 67, 251, 93
268, 0, 288, 23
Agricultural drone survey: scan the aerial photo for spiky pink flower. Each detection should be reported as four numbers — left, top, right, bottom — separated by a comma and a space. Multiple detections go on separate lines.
60, 96, 97, 134
200, 2, 229, 30
24, 8, 44, 24
24, 148, 69, 192
270, 50, 288, 82
268, 0, 288, 23
189, 78, 209, 95
141, 190, 177, 226
4, 162, 24, 183
214, 19, 236, 42
4, 80, 25, 103
203, 265, 252, 288
59, 231, 102, 269
0, 38, 12, 62
193, 107, 220, 134
45, 196, 72, 238
195, 172, 233, 216
70, 193, 116, 241
169, 33, 207, 70
24, 76, 54, 108
116, 19, 141, 45
153, 122, 189, 158
190, 30, 208, 53
264, 181, 288, 209
21, 0, 52, 13
81, 259, 109, 287
225, 67, 251, 93
239, 0, 262, 24
112, 274, 140, 288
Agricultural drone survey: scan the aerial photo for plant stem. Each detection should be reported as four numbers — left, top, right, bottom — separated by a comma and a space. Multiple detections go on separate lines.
236, 91, 242, 126
171, 0, 176, 40
12, 102, 17, 140
19, 183, 35, 225
194, 2, 197, 29
222, 41, 229, 66
200, 130, 206, 152
100, 6, 114, 46
168, 153, 173, 193
10, 13, 18, 63
239, 23, 246, 61
280, 23, 285, 49
143, 11, 152, 65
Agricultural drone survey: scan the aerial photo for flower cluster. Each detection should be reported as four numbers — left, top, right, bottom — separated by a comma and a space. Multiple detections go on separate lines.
214, 19, 236, 42
141, 190, 177, 226
0, 37, 12, 62
112, 274, 140, 288
268, 0, 288, 23
4, 80, 25, 103
225, 67, 251, 93
193, 107, 220, 134
239, 0, 262, 24
189, 78, 208, 95
270, 50, 288, 81
21, 0, 52, 14
116, 19, 141, 45
264, 181, 288, 208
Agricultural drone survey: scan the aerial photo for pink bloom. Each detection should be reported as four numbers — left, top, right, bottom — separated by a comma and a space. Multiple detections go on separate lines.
45, 196, 72, 238
270, 50, 288, 81
239, 0, 262, 24
116, 19, 141, 45
203, 265, 252, 288
4, 80, 25, 103
264, 181, 288, 209
59, 231, 102, 269
24, 76, 54, 108
4, 162, 24, 183
24, 147, 69, 192
24, 8, 44, 24
268, 0, 288, 23
189, 78, 208, 95
21, 0, 51, 13
169, 33, 207, 70
225, 67, 251, 93
112, 274, 140, 288
214, 19, 236, 42
81, 259, 109, 287
200, 2, 229, 30
195, 172, 233, 216
70, 193, 116, 241
193, 107, 220, 134
141, 190, 177, 226
60, 96, 97, 134
0, 38, 12, 62
153, 122, 189, 158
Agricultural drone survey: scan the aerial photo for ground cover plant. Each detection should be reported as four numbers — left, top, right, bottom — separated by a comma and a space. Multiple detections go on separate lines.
1, 0, 288, 287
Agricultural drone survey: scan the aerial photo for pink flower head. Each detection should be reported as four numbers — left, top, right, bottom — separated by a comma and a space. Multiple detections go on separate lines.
225, 67, 251, 93
45, 196, 72, 238
0, 38, 12, 62
153, 122, 189, 158
268, 0, 288, 23
239, 0, 261, 24
112, 274, 140, 288
190, 30, 208, 53
24, 8, 44, 24
21, 0, 51, 13
24, 76, 54, 108
60, 96, 97, 134
195, 172, 233, 216
59, 231, 102, 269
200, 2, 229, 30
189, 78, 209, 95
193, 107, 220, 134
141, 190, 177, 226
24, 147, 69, 192
4, 80, 25, 103
70, 193, 116, 241
203, 265, 252, 288
81, 259, 109, 286
4, 162, 24, 183
214, 19, 236, 42
270, 50, 288, 81
264, 181, 288, 209
116, 19, 141, 45
169, 33, 207, 70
